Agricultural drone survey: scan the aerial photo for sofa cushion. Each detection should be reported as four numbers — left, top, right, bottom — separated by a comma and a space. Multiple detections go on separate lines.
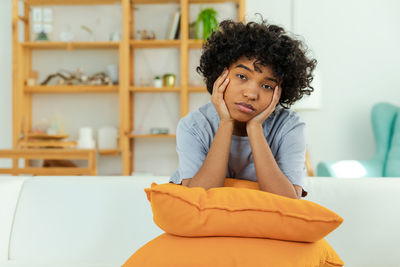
385, 110, 400, 176
144, 179, 343, 242
7, 176, 168, 265
122, 233, 344, 267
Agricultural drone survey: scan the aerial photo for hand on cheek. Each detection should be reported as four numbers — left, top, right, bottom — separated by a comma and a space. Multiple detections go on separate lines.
247, 86, 282, 127
211, 69, 233, 122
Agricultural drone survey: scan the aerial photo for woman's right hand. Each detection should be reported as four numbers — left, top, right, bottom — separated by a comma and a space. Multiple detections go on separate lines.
211, 69, 232, 122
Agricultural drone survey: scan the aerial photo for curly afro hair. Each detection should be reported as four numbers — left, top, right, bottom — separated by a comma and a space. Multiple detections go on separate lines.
197, 19, 317, 109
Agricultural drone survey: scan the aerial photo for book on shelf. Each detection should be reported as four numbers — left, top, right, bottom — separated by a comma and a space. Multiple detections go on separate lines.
174, 15, 181, 40
167, 10, 181, 40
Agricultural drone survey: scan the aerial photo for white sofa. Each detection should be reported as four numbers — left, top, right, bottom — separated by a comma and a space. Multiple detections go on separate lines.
1, 176, 400, 267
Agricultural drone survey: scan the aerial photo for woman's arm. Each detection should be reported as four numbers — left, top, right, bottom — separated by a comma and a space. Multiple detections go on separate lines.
186, 120, 233, 189
247, 123, 298, 199
185, 69, 233, 189
246, 86, 299, 199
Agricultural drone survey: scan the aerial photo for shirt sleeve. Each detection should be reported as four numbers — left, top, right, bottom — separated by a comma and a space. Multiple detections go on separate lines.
275, 118, 307, 195
169, 118, 208, 184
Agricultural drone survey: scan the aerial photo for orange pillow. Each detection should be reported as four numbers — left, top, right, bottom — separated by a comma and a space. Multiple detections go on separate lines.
145, 179, 343, 242
122, 233, 344, 267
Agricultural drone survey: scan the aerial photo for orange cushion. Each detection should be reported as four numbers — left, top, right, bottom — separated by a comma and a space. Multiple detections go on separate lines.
122, 233, 344, 267
145, 179, 343, 242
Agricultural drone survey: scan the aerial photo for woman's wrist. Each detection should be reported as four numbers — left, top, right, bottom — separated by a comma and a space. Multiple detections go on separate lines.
219, 119, 235, 129
246, 121, 263, 133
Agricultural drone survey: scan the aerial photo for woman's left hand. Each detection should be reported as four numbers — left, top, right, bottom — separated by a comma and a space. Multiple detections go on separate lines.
247, 86, 282, 127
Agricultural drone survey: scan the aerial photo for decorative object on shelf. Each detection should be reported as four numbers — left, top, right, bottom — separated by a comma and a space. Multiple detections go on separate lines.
109, 32, 121, 42
153, 76, 163, 88
89, 72, 113, 85
81, 25, 95, 41
31, 116, 65, 136
136, 30, 156, 40
32, 7, 53, 41
35, 31, 49, 41
189, 21, 196, 39
131, 124, 145, 135
77, 127, 96, 149
150, 128, 169, 135
27, 70, 39, 86
43, 159, 77, 168
138, 77, 152, 87
40, 68, 113, 86
47, 122, 58, 135
167, 10, 181, 40
59, 31, 74, 42
98, 126, 118, 149
27, 133, 69, 140
196, 8, 218, 40
163, 73, 176, 87
32, 118, 50, 134
106, 64, 119, 84
18, 140, 77, 148
25, 131, 71, 149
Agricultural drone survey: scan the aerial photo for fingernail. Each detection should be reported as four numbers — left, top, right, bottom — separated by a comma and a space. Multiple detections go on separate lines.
226, 78, 229, 82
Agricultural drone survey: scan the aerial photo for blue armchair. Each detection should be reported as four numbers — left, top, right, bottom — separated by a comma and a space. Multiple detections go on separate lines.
317, 102, 400, 177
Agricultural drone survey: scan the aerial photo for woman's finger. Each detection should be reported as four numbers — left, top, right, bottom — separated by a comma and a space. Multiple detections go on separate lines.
218, 77, 230, 93
213, 69, 228, 94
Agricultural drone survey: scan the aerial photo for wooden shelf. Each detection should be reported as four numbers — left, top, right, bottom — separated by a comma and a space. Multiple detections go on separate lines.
27, 133, 69, 140
188, 39, 204, 49
130, 86, 180, 92
131, 40, 180, 48
25, 85, 118, 93
132, 0, 238, 3
132, 0, 180, 4
22, 42, 120, 50
0, 148, 96, 159
25, 0, 121, 5
99, 149, 121, 156
129, 134, 176, 139
18, 140, 77, 148
190, 0, 239, 3
188, 86, 207, 92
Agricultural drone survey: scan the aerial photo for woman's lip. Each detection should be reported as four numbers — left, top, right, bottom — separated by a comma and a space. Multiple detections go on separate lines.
235, 103, 255, 113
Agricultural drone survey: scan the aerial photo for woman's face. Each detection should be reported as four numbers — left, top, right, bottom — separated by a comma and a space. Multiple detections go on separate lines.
224, 57, 279, 122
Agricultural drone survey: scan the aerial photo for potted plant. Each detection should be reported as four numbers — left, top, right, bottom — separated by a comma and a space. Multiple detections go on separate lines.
195, 8, 218, 40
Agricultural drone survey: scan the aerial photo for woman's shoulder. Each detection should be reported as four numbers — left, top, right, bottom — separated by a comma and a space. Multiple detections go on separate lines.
178, 102, 219, 134
266, 106, 305, 135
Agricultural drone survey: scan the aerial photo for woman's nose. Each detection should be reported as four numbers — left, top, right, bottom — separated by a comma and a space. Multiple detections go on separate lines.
243, 85, 259, 100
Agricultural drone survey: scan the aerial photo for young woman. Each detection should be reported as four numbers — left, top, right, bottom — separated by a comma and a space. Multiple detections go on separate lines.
170, 19, 317, 199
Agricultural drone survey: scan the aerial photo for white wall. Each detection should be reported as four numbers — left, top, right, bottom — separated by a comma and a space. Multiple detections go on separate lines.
1, 0, 399, 175
0, 0, 12, 150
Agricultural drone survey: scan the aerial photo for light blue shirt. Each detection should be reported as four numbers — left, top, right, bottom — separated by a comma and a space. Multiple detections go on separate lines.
170, 102, 307, 188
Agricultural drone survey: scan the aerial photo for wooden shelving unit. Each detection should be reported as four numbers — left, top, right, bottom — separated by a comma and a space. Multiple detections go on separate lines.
25, 85, 119, 93
98, 149, 121, 156
130, 40, 181, 48
129, 134, 176, 139
21, 41, 120, 50
12, 0, 245, 175
129, 86, 181, 92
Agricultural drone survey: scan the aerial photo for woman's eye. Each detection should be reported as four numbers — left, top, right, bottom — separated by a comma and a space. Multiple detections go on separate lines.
236, 74, 247, 80
262, 84, 273, 90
